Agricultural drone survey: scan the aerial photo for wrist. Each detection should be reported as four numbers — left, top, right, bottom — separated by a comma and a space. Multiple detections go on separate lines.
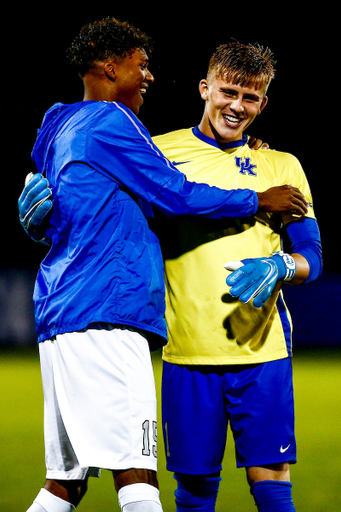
256, 192, 265, 210
271, 251, 296, 281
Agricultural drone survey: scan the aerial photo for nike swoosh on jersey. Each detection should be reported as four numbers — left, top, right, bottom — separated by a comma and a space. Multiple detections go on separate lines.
172, 161, 191, 166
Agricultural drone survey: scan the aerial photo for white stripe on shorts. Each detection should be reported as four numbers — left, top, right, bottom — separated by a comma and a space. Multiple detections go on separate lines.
39, 326, 157, 480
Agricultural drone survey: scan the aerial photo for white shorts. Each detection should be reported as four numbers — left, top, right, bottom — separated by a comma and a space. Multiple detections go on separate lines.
39, 326, 158, 480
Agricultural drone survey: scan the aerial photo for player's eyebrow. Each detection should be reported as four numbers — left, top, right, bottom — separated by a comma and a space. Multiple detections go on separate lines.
138, 50, 149, 62
220, 86, 262, 102
219, 86, 237, 95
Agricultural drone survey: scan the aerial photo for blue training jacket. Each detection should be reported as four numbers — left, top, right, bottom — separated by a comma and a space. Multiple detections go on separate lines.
31, 101, 258, 347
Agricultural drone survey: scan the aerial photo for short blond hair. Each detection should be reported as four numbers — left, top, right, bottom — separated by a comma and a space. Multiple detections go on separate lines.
207, 41, 276, 91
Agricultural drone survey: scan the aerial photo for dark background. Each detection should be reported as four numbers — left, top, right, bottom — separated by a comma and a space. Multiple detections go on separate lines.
0, 6, 338, 346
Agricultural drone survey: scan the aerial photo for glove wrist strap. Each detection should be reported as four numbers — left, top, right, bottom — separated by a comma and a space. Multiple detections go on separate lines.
271, 251, 296, 281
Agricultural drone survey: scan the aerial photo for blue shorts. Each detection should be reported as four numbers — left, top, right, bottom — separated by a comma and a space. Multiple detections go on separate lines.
161, 358, 296, 475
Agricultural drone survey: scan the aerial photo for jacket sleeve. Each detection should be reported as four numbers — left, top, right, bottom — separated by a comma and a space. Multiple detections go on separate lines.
86, 103, 258, 219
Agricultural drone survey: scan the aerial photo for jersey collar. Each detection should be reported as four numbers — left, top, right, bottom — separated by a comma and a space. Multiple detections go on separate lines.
192, 126, 248, 150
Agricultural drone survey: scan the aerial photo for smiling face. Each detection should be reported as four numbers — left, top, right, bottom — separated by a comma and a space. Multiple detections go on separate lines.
113, 48, 154, 114
198, 77, 268, 143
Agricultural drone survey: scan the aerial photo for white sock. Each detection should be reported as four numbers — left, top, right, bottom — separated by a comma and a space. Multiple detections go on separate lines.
26, 488, 76, 512
118, 483, 163, 512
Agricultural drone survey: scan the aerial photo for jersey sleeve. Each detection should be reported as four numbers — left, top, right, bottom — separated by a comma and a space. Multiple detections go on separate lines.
85, 104, 258, 219
285, 154, 316, 219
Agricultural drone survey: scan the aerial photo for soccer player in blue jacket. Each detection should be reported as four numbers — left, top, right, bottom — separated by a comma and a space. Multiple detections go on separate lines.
18, 17, 308, 512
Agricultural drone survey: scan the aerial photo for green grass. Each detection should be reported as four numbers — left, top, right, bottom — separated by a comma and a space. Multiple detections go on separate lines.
1, 348, 341, 511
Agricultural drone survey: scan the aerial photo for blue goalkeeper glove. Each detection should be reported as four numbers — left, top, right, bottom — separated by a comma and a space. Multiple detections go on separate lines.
18, 172, 52, 244
225, 252, 296, 308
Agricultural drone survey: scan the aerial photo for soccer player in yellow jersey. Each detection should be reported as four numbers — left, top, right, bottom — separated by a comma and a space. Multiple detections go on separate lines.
154, 43, 322, 512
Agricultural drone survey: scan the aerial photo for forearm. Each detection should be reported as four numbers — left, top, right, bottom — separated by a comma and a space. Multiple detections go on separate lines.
290, 253, 310, 285
153, 178, 258, 219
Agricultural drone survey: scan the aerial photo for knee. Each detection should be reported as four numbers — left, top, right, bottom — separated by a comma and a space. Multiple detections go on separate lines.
114, 471, 162, 512
246, 463, 290, 486
174, 473, 221, 511
44, 478, 88, 507
113, 468, 159, 492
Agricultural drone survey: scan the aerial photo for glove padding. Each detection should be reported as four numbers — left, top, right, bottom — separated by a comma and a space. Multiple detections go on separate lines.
225, 253, 296, 308
18, 172, 52, 242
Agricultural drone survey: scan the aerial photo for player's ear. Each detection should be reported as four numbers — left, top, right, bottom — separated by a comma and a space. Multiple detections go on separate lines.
104, 62, 116, 82
259, 95, 268, 114
199, 80, 209, 100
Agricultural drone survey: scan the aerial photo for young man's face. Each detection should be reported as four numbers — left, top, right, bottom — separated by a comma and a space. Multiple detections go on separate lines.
114, 49, 154, 114
199, 76, 268, 143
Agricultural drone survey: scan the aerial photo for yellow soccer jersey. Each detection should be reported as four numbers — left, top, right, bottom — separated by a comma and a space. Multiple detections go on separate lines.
153, 127, 315, 365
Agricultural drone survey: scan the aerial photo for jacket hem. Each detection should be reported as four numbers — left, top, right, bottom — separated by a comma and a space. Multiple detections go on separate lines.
37, 319, 167, 349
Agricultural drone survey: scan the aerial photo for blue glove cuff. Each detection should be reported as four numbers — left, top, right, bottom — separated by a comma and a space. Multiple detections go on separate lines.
271, 251, 296, 281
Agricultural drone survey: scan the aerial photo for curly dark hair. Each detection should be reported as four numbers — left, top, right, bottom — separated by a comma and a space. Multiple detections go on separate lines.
66, 16, 153, 76
207, 41, 276, 91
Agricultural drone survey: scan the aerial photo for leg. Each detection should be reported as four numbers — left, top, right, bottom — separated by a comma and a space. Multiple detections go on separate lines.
246, 463, 290, 485
113, 468, 159, 492
162, 363, 227, 511
227, 359, 297, 511
26, 477, 87, 512
26, 340, 95, 512
44, 477, 89, 507
174, 473, 221, 512
247, 465, 296, 512
114, 469, 163, 512
36, 328, 164, 512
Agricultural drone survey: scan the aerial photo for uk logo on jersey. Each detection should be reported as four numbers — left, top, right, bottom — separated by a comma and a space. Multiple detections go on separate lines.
235, 156, 257, 176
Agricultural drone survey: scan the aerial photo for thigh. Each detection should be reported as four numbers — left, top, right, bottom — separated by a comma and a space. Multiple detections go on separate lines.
162, 362, 228, 475
41, 326, 157, 474
39, 340, 99, 480
225, 358, 296, 468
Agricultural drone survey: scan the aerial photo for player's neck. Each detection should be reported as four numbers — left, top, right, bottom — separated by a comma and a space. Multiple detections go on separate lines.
82, 74, 117, 102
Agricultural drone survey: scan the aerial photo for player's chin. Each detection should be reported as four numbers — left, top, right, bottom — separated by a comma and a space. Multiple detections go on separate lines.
219, 120, 244, 140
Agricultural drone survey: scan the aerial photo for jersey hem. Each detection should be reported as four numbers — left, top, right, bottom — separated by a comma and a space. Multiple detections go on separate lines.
161, 348, 290, 365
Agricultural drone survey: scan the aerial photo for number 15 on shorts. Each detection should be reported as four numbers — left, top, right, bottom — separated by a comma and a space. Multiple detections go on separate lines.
142, 420, 157, 458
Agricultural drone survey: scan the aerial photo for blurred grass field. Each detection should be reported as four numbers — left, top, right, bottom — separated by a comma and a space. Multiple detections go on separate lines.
1, 348, 341, 512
